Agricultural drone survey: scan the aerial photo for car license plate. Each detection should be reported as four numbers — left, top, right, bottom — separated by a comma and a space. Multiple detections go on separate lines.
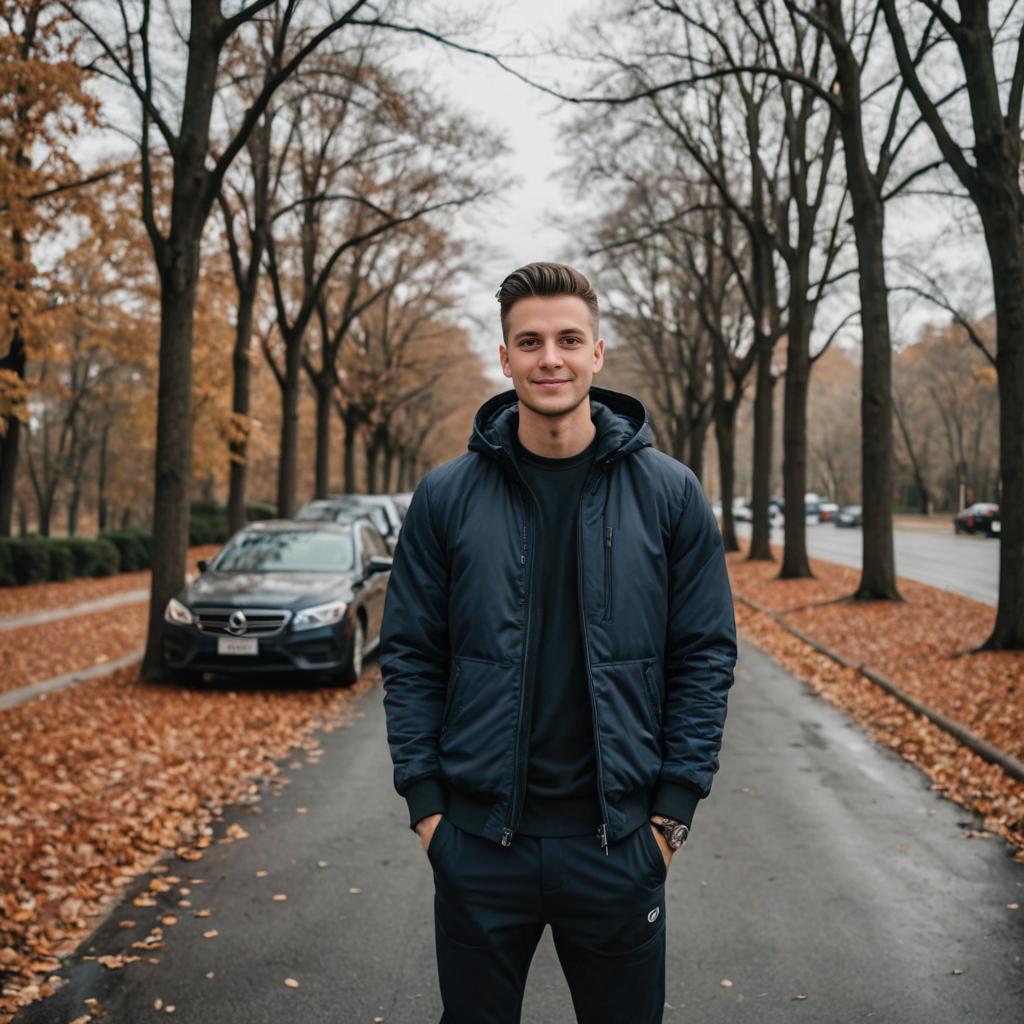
218, 636, 258, 655
992, 521, 1001, 534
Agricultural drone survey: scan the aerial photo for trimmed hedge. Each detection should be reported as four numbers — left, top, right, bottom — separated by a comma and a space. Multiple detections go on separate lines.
0, 541, 15, 587
0, 535, 122, 585
100, 530, 150, 572
7, 537, 51, 585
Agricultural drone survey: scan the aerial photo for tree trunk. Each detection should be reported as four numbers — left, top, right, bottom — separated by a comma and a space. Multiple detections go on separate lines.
981, 220, 1024, 648
343, 411, 359, 493
67, 481, 80, 536
140, 5, 225, 681
397, 447, 409, 491
97, 421, 110, 531
748, 334, 775, 561
0, 333, 26, 537
687, 413, 707, 484
894, 400, 931, 515
381, 436, 395, 493
227, 288, 255, 535
365, 427, 383, 494
275, 333, 302, 517
713, 393, 740, 554
780, 288, 812, 579
848, 186, 899, 599
824, 0, 900, 602
37, 493, 51, 537
140, 250, 199, 680
314, 377, 332, 499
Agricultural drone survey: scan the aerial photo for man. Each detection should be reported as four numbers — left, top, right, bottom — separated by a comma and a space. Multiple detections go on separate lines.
380, 261, 737, 1024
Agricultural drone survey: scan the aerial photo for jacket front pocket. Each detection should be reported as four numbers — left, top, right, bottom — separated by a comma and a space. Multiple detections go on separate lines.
438, 657, 518, 800
590, 659, 663, 799
602, 525, 614, 622
642, 662, 663, 731
440, 662, 462, 737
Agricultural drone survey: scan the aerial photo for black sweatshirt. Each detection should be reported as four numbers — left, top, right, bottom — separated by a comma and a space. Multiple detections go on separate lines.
512, 431, 603, 836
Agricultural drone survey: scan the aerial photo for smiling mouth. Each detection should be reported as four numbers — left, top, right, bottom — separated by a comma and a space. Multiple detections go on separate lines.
535, 380, 570, 386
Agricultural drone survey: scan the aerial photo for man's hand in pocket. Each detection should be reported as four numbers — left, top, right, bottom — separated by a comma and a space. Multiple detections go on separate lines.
415, 813, 443, 852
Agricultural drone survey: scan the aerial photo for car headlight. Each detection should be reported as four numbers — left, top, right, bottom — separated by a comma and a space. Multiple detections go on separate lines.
164, 597, 194, 626
292, 600, 348, 631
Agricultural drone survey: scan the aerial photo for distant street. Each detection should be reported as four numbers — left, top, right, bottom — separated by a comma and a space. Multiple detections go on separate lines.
15, 640, 1023, 1024
734, 521, 1000, 605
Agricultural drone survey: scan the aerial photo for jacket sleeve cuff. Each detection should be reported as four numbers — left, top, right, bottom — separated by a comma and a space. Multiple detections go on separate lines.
405, 776, 447, 830
651, 779, 702, 829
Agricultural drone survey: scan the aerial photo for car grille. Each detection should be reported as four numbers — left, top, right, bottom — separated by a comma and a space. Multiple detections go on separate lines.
193, 607, 291, 637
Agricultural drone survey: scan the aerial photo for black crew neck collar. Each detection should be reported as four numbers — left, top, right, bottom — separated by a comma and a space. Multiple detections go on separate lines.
512, 431, 600, 470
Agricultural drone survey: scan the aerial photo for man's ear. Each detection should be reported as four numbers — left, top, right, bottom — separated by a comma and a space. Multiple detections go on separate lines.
593, 337, 605, 374
499, 343, 512, 378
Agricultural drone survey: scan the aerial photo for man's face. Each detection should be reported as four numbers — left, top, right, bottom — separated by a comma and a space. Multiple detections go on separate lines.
499, 294, 605, 420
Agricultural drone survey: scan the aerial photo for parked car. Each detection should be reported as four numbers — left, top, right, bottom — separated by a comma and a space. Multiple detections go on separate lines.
295, 494, 404, 551
161, 519, 392, 686
732, 497, 784, 526
953, 502, 1001, 537
834, 504, 863, 528
391, 491, 414, 520
818, 501, 839, 523
733, 498, 752, 522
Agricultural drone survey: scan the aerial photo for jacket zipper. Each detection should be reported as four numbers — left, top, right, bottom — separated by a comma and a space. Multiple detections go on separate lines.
502, 478, 534, 847
580, 464, 612, 853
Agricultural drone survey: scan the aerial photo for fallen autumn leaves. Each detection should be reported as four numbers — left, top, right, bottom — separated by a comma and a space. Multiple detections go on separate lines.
0, 662, 375, 1020
1, 539, 1021, 1021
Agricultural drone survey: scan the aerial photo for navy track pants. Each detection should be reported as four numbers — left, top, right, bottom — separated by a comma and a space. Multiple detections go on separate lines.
426, 815, 668, 1023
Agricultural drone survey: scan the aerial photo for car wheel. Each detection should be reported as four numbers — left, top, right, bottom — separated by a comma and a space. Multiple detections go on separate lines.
340, 615, 365, 686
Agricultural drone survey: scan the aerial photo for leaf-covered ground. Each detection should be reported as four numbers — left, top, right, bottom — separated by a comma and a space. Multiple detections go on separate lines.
1, 541, 1021, 1020
0, 665, 375, 1020
0, 605, 148, 696
727, 547, 1024, 857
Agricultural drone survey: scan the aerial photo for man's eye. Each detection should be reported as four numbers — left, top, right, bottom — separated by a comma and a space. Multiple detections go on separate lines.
563, 337, 582, 345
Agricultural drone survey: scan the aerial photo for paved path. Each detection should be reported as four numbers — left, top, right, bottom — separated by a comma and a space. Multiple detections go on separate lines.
13, 641, 1023, 1023
735, 523, 1000, 605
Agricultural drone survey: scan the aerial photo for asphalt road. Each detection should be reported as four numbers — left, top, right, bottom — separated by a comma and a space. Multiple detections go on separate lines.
734, 522, 1000, 605
14, 642, 1023, 1024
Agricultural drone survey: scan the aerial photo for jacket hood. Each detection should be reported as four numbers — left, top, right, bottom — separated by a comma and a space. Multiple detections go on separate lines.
468, 385, 652, 467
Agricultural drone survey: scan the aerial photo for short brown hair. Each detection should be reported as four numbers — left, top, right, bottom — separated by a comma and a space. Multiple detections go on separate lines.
495, 261, 599, 342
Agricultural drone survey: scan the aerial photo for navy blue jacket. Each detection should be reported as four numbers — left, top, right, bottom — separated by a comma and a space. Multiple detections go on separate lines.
380, 385, 737, 848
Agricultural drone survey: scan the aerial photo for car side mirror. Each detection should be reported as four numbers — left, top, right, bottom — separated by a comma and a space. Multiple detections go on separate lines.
197, 559, 208, 573
367, 555, 393, 575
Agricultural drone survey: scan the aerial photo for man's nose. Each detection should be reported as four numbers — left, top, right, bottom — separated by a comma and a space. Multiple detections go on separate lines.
538, 340, 563, 366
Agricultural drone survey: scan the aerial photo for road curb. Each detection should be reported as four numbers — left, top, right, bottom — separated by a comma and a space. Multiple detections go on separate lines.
736, 593, 1024, 785
0, 649, 144, 712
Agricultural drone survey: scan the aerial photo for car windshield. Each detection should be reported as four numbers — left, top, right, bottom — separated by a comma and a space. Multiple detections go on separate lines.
211, 530, 355, 572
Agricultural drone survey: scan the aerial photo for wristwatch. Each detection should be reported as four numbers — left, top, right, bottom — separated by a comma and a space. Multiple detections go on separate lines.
651, 815, 689, 850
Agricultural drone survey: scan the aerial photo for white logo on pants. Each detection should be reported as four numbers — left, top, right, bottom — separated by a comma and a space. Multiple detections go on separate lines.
647, 907, 660, 923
